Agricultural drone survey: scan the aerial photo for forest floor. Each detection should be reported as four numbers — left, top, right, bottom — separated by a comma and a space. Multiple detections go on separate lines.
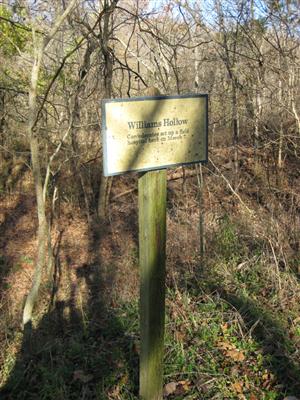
0, 145, 300, 399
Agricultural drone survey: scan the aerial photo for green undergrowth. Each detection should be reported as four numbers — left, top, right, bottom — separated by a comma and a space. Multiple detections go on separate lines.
164, 288, 300, 399
1, 213, 299, 399
2, 282, 299, 399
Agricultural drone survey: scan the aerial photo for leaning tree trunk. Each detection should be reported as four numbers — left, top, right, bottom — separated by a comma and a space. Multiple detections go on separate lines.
23, 54, 48, 328
23, 0, 78, 328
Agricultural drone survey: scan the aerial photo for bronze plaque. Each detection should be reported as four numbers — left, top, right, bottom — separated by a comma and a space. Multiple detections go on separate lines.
102, 94, 208, 176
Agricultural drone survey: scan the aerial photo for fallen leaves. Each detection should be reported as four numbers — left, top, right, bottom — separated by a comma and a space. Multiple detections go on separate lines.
217, 340, 246, 362
163, 380, 191, 397
163, 381, 177, 396
231, 381, 244, 394
231, 381, 260, 400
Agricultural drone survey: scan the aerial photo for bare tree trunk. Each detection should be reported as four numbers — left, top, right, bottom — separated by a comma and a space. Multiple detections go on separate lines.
23, 53, 48, 327
0, 90, 5, 172
289, 65, 300, 135
278, 77, 284, 169
23, 0, 78, 328
70, 93, 93, 221
253, 65, 263, 168
215, 0, 240, 188
232, 80, 239, 188
98, 0, 115, 220
0, 90, 5, 146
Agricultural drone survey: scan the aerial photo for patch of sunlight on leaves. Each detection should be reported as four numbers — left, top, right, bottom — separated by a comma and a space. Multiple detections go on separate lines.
0, 350, 17, 387
0, 330, 23, 388
164, 288, 286, 399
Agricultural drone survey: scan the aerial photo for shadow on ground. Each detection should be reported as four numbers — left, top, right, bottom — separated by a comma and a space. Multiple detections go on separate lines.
221, 290, 300, 394
0, 222, 139, 400
195, 271, 300, 396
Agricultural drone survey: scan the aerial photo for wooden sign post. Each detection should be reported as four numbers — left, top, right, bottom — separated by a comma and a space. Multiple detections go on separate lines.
139, 168, 166, 400
102, 91, 208, 400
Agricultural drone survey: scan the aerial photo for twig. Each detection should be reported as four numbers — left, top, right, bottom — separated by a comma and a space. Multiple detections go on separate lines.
208, 157, 253, 215
268, 238, 282, 293
111, 187, 136, 201
110, 169, 201, 202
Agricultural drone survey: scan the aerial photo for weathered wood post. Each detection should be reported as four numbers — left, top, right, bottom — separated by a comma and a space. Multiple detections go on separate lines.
139, 169, 167, 400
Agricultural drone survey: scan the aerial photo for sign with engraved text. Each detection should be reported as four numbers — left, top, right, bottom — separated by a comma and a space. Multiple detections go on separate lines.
102, 94, 208, 176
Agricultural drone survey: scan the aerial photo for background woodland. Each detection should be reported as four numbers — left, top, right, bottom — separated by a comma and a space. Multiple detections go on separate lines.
0, 0, 299, 399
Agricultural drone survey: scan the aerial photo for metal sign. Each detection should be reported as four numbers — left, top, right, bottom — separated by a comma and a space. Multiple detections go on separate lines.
102, 94, 208, 176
